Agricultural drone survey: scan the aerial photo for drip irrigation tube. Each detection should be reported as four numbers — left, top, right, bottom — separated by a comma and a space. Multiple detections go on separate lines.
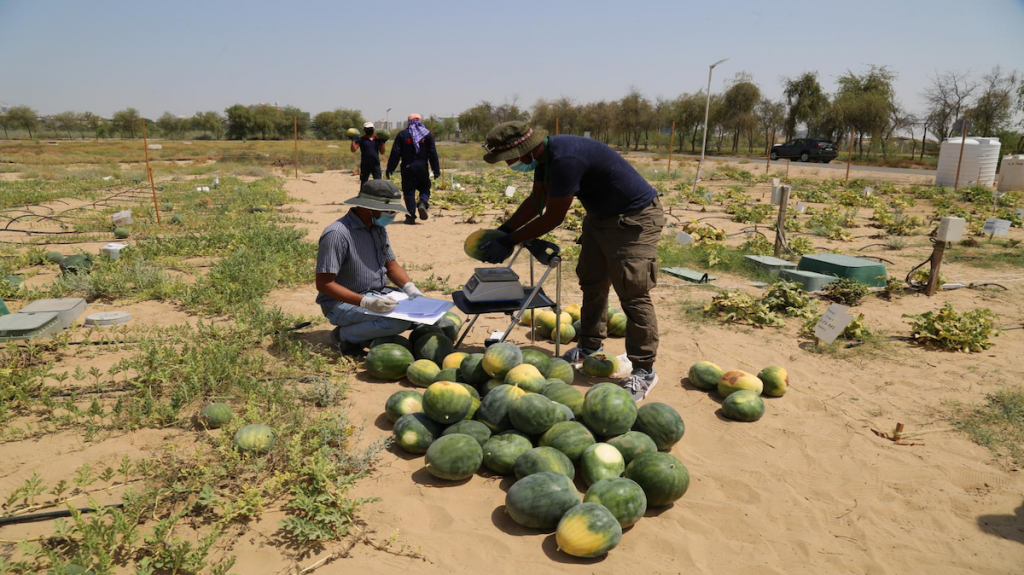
0, 504, 124, 527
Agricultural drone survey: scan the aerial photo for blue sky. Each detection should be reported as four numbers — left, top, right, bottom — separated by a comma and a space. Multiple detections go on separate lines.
1, 0, 1022, 120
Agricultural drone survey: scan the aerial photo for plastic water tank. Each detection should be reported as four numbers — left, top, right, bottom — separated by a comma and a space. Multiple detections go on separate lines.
935, 137, 1001, 188
998, 155, 1024, 191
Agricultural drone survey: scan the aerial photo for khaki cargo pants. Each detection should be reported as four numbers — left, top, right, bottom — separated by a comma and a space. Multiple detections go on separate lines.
576, 197, 665, 372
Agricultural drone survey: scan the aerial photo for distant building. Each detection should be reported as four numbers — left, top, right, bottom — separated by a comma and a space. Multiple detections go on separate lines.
0, 103, 9, 114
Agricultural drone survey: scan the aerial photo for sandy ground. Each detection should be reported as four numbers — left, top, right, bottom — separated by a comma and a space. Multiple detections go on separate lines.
245, 162, 1024, 575
1, 159, 1022, 574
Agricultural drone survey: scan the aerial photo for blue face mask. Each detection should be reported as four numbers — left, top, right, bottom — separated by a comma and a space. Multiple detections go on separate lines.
510, 159, 538, 173
373, 213, 395, 227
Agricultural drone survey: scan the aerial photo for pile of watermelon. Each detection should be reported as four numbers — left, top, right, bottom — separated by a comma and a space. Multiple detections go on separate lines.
518, 303, 629, 345
374, 337, 691, 559
687, 361, 790, 422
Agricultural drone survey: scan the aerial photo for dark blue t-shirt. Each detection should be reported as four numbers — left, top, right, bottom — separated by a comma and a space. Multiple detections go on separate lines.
356, 135, 380, 164
534, 135, 656, 218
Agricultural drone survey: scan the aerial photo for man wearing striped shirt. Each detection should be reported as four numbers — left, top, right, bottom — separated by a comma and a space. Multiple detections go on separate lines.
315, 180, 423, 354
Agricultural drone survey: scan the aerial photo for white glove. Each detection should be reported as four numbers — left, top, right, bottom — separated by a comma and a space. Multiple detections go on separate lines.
360, 294, 397, 313
402, 283, 424, 299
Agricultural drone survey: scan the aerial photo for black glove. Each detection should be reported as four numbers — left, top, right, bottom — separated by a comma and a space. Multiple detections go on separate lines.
385, 170, 393, 179
433, 172, 440, 180
481, 235, 516, 264
497, 223, 515, 235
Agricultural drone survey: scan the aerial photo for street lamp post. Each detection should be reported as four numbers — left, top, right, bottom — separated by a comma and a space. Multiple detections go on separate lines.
691, 58, 729, 196
386, 108, 392, 129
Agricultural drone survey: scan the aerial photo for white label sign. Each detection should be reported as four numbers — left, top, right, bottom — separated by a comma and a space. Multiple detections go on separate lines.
862, 186, 873, 197
112, 210, 132, 226
674, 231, 694, 245
504, 186, 516, 197
813, 304, 854, 344
982, 218, 1011, 236
795, 202, 807, 213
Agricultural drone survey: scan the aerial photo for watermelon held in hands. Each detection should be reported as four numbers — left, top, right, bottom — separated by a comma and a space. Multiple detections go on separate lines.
413, 333, 454, 366
346, 127, 360, 139
582, 385, 638, 437
422, 381, 473, 423
583, 477, 647, 529
365, 343, 415, 380
393, 413, 442, 454
504, 363, 547, 393
718, 370, 764, 398
376, 129, 391, 142
464, 229, 509, 261
442, 352, 469, 370
721, 390, 766, 422
520, 348, 552, 375
687, 361, 723, 390
406, 359, 441, 388
580, 442, 626, 487
233, 424, 275, 455
758, 366, 789, 397
424, 433, 484, 481
606, 431, 658, 464
555, 502, 623, 557
607, 312, 627, 337
633, 402, 685, 451
200, 402, 233, 429
482, 431, 533, 475
482, 342, 523, 379
583, 353, 619, 378
385, 390, 423, 422
505, 471, 580, 530
514, 446, 575, 480
459, 353, 489, 385
509, 394, 561, 435
370, 335, 412, 352
625, 452, 690, 507
544, 358, 575, 384
442, 420, 491, 446
539, 421, 595, 463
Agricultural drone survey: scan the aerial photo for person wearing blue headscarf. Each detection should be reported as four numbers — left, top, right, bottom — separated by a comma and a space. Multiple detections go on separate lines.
385, 113, 441, 224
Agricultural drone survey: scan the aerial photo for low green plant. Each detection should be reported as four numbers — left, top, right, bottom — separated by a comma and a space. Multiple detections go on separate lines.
739, 234, 773, 255
821, 278, 870, 306
903, 303, 999, 352
788, 236, 815, 256
800, 312, 872, 340
948, 387, 1024, 467
703, 291, 784, 328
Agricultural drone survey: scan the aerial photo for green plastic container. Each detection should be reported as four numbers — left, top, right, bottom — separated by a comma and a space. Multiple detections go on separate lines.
796, 254, 886, 288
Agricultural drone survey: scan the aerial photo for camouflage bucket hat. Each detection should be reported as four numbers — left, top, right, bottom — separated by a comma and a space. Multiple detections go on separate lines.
482, 121, 547, 163
343, 179, 410, 215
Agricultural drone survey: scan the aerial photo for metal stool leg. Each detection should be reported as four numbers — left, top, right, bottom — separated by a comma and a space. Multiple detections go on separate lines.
455, 314, 482, 348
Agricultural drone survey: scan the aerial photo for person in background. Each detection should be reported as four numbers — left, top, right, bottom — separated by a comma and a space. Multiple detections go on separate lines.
351, 121, 386, 183
315, 179, 424, 355
386, 113, 440, 224
477, 121, 665, 402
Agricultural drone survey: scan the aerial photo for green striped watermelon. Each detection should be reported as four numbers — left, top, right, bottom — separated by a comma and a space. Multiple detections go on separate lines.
406, 359, 441, 388
385, 390, 423, 423
758, 365, 789, 397
442, 352, 469, 370
233, 424, 275, 455
422, 381, 473, 423
582, 384, 637, 436
201, 403, 233, 429
482, 342, 523, 378
606, 431, 658, 464
504, 363, 547, 393
625, 452, 690, 507
370, 335, 412, 351
582, 353, 619, 378
409, 324, 445, 347
459, 353, 490, 385
687, 361, 723, 390
539, 421, 595, 463
424, 433, 483, 480
555, 502, 622, 557
607, 312, 627, 337
482, 431, 533, 475
633, 402, 685, 451
721, 389, 765, 422
413, 333, 455, 366
541, 381, 584, 418
393, 413, 442, 454
475, 384, 528, 432
443, 420, 492, 447
544, 358, 575, 384
520, 348, 552, 376
508, 394, 561, 435
514, 446, 575, 480
481, 378, 504, 396
365, 343, 415, 380
505, 471, 579, 529
583, 477, 647, 529
434, 367, 465, 383
580, 442, 626, 487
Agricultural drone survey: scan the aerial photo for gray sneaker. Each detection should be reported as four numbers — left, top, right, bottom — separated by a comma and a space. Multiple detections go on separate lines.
331, 327, 366, 356
561, 346, 602, 365
620, 369, 658, 402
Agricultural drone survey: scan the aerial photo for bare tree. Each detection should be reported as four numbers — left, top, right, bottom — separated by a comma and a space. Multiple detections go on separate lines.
923, 70, 977, 141
757, 99, 787, 154
965, 66, 1021, 136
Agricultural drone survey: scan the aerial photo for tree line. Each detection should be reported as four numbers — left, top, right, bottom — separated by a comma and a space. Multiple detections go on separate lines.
457, 65, 1024, 157
0, 104, 376, 141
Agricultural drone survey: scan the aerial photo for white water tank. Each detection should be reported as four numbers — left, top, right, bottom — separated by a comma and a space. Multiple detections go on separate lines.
998, 155, 1024, 191
935, 137, 1001, 188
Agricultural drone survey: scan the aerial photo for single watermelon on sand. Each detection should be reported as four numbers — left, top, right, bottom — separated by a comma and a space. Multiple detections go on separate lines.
718, 370, 763, 398
758, 365, 789, 397
385, 390, 423, 422
424, 433, 483, 481
555, 502, 623, 557
632, 402, 685, 451
233, 424, 275, 455
583, 477, 647, 529
201, 403, 233, 429
505, 471, 580, 530
625, 452, 690, 507
722, 389, 766, 422
687, 361, 723, 390
365, 343, 414, 380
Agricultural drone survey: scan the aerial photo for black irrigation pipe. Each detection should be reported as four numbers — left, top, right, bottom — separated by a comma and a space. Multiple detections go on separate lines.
4, 214, 72, 230
857, 244, 888, 251
857, 255, 896, 265
0, 504, 124, 527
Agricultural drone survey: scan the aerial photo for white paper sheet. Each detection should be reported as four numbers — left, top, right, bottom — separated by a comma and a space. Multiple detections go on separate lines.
361, 292, 454, 325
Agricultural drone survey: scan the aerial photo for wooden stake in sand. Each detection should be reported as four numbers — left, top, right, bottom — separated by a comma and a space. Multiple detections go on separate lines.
667, 120, 675, 173
773, 185, 790, 258
924, 240, 947, 297
765, 127, 775, 174
141, 119, 161, 225
293, 117, 299, 179
845, 126, 854, 185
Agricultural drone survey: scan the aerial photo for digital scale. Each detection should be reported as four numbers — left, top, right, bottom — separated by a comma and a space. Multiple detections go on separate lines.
462, 267, 525, 302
